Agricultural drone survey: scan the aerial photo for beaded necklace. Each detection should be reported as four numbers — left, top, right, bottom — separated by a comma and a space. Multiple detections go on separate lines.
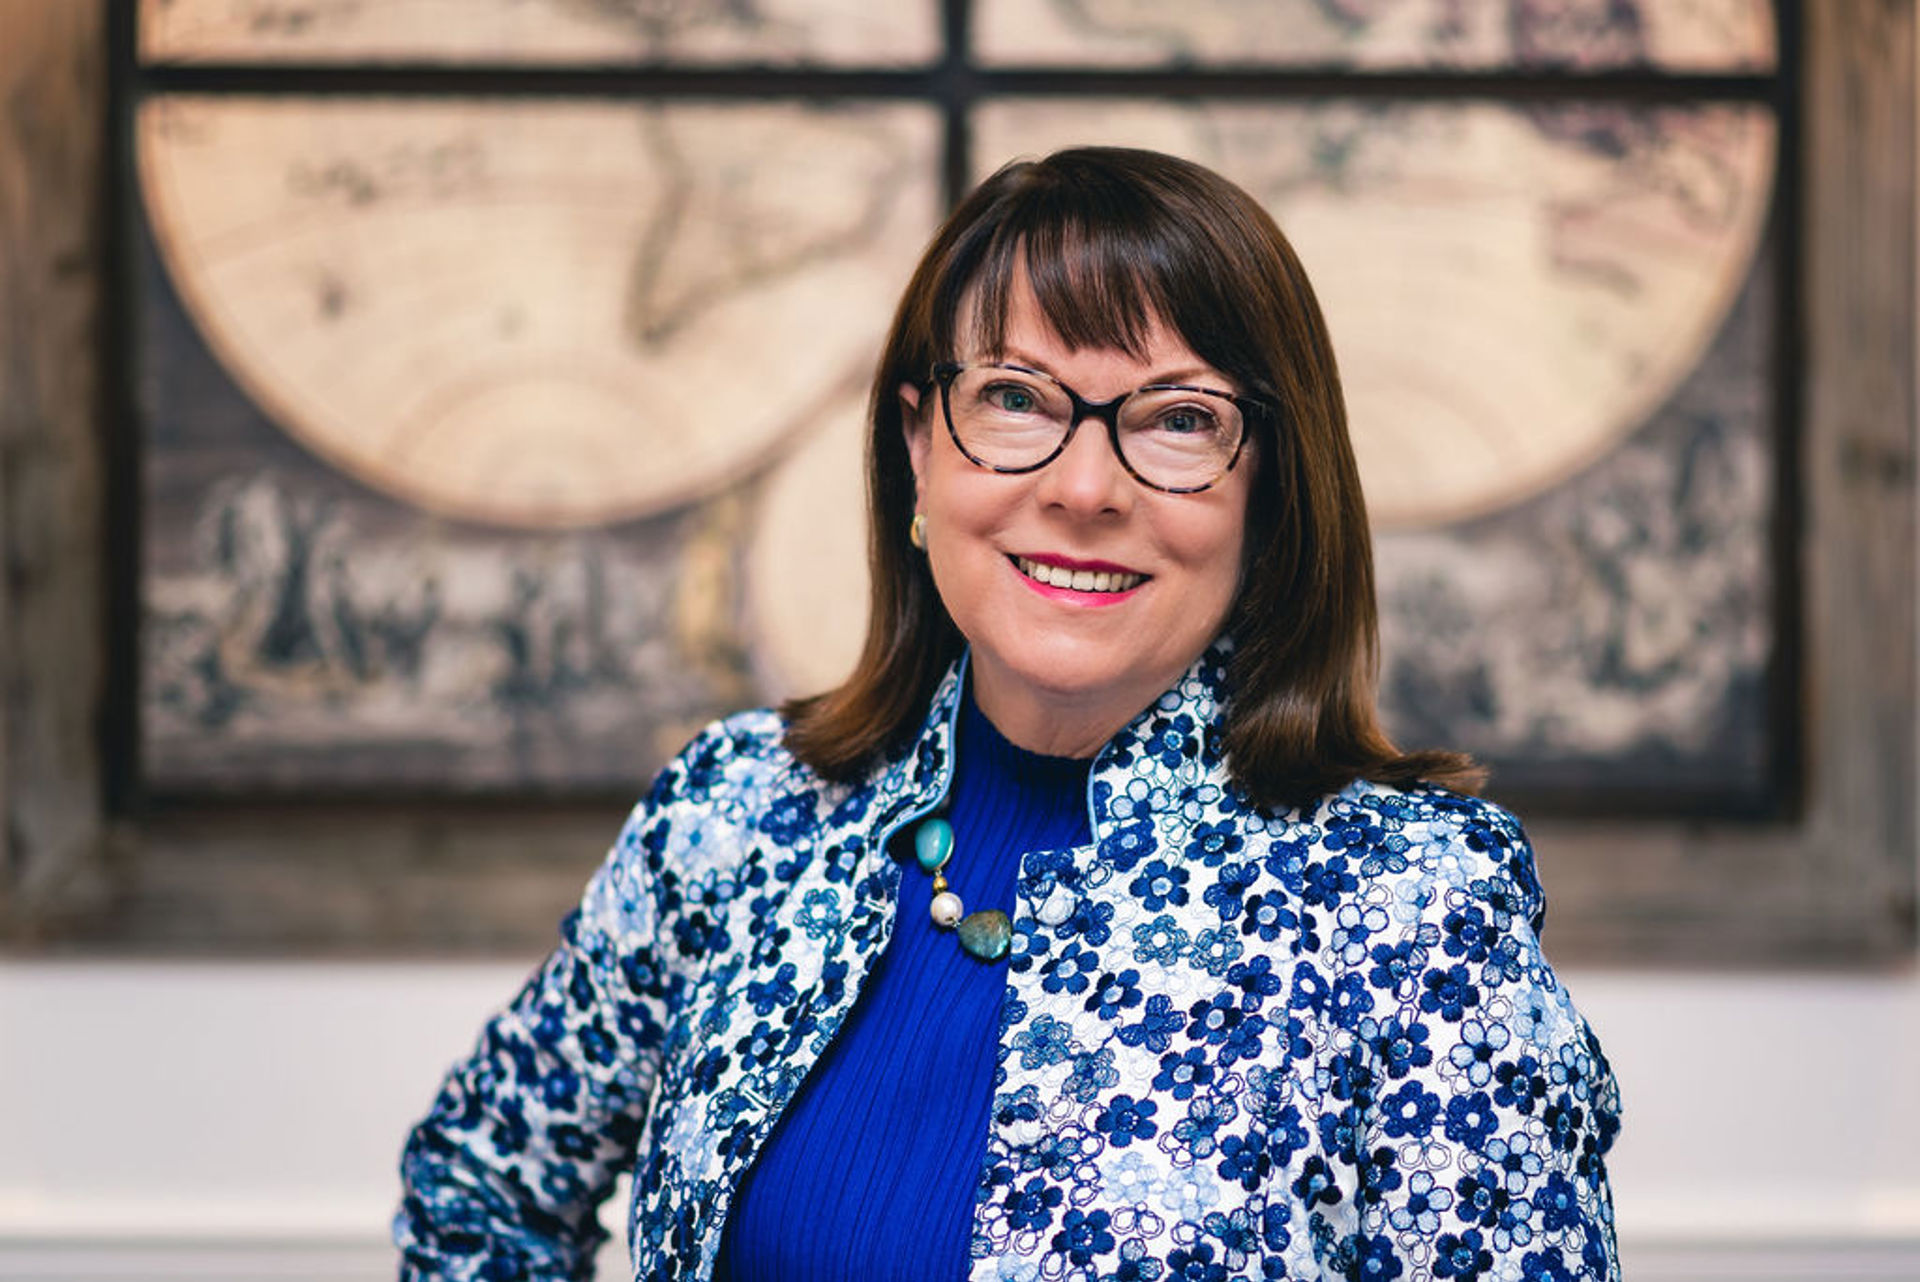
912, 817, 1013, 962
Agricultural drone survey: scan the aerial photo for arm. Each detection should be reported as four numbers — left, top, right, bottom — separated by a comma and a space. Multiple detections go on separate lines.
1349, 803, 1622, 1282
394, 729, 725, 1281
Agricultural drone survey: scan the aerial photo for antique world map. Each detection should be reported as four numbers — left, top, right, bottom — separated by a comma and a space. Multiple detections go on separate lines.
972, 0, 1774, 68
135, 0, 1782, 805
139, 0, 939, 64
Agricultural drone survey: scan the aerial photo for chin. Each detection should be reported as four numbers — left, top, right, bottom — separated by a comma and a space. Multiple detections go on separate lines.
987, 644, 1170, 707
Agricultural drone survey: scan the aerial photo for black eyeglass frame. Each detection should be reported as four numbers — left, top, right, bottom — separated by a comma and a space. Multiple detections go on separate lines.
928, 360, 1277, 495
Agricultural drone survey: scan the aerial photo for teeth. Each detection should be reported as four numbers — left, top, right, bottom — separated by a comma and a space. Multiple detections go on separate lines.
1014, 556, 1144, 593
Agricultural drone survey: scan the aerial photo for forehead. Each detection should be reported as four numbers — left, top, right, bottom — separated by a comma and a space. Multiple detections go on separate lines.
951, 235, 1165, 353
957, 260, 1204, 374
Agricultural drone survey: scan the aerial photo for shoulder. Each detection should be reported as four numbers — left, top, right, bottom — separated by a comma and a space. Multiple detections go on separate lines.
643, 705, 798, 812
1315, 777, 1526, 849
596, 705, 842, 889
1289, 783, 1620, 1120
636, 702, 859, 833
1300, 779, 1547, 937
576, 704, 858, 949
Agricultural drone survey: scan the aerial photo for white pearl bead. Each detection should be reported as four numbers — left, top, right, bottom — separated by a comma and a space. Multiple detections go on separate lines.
929, 891, 965, 927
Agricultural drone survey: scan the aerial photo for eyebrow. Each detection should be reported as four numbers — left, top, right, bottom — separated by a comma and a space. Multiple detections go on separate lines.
990, 346, 1232, 391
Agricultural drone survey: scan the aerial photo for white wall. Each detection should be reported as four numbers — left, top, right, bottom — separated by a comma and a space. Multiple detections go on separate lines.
2, 957, 1917, 1280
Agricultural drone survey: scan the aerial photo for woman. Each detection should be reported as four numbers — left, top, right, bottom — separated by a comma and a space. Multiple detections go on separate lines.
397, 147, 1621, 1282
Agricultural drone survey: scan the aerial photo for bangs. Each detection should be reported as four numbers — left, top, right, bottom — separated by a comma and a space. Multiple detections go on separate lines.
966, 220, 1166, 359
939, 161, 1262, 382
936, 155, 1282, 403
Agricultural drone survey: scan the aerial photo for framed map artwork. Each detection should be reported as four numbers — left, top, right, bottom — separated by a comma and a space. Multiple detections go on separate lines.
136, 95, 942, 794
129, 0, 1788, 816
102, 0, 1908, 962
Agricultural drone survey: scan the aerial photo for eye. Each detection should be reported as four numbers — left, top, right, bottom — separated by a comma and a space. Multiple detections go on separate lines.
1155, 404, 1222, 436
983, 382, 1043, 414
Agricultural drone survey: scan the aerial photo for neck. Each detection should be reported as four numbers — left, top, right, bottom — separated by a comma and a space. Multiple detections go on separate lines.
967, 661, 1158, 760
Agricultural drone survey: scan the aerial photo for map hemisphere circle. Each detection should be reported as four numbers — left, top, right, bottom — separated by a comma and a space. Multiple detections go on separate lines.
137, 95, 937, 530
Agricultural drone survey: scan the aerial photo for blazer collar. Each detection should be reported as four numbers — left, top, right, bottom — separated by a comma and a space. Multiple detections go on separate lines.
865, 639, 1234, 842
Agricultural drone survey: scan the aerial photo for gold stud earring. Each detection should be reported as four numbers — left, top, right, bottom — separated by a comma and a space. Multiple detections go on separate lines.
909, 513, 927, 550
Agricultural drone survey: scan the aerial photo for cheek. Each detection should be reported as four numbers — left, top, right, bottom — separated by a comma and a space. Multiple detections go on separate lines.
921, 472, 1011, 597
926, 450, 1018, 536
1161, 497, 1249, 579
1166, 503, 1251, 630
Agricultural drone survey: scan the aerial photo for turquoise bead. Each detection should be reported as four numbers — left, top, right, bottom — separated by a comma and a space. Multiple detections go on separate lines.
956, 910, 1012, 962
914, 818, 954, 872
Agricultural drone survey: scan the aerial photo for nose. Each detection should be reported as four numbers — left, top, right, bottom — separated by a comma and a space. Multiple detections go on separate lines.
1034, 409, 1132, 516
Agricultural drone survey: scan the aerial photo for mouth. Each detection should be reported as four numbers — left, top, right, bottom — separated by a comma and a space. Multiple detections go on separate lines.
1010, 554, 1148, 594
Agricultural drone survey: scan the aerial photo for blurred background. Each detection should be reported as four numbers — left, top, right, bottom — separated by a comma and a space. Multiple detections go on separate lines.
1, 0, 1915, 1278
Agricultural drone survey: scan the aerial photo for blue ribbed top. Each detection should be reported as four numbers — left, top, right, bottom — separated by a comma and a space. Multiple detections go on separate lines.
711, 694, 1093, 1282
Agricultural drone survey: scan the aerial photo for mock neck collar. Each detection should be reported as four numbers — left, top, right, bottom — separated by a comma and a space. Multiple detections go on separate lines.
870, 638, 1235, 840
957, 688, 1093, 793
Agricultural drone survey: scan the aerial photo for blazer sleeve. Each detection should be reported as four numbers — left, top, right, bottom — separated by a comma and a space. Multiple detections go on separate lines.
393, 724, 730, 1281
1349, 804, 1624, 1282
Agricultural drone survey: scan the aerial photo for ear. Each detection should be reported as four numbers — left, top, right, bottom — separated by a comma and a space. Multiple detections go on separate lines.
900, 382, 930, 503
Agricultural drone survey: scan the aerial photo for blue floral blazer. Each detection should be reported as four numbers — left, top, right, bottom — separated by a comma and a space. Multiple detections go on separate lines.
397, 647, 1621, 1282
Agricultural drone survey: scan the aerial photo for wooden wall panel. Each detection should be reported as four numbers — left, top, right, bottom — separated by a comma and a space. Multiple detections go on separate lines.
3, 1, 1914, 960
1532, 0, 1918, 963
0, 0, 109, 942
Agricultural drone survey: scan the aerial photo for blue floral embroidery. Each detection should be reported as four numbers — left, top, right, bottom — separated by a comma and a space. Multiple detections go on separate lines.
1096, 1094, 1161, 1148
397, 648, 1622, 1282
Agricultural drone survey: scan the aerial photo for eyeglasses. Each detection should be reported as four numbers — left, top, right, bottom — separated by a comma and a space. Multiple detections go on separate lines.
929, 361, 1273, 494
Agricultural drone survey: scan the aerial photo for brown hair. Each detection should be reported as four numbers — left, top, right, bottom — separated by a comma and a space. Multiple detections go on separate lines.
782, 146, 1481, 810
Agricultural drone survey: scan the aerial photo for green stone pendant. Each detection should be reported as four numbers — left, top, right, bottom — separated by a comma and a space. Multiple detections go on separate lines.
956, 910, 1012, 962
912, 815, 1009, 961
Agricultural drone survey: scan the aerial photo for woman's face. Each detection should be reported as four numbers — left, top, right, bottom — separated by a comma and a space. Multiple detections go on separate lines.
903, 276, 1255, 757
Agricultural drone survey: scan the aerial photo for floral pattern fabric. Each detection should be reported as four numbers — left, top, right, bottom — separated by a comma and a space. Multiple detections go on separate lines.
397, 645, 1621, 1281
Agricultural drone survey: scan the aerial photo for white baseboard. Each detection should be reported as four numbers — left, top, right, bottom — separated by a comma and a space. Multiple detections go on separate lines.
0, 1238, 396, 1282
1, 1235, 1916, 1282
1622, 1239, 1920, 1282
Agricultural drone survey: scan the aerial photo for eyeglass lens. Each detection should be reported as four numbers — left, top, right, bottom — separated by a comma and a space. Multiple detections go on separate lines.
944, 365, 1244, 490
